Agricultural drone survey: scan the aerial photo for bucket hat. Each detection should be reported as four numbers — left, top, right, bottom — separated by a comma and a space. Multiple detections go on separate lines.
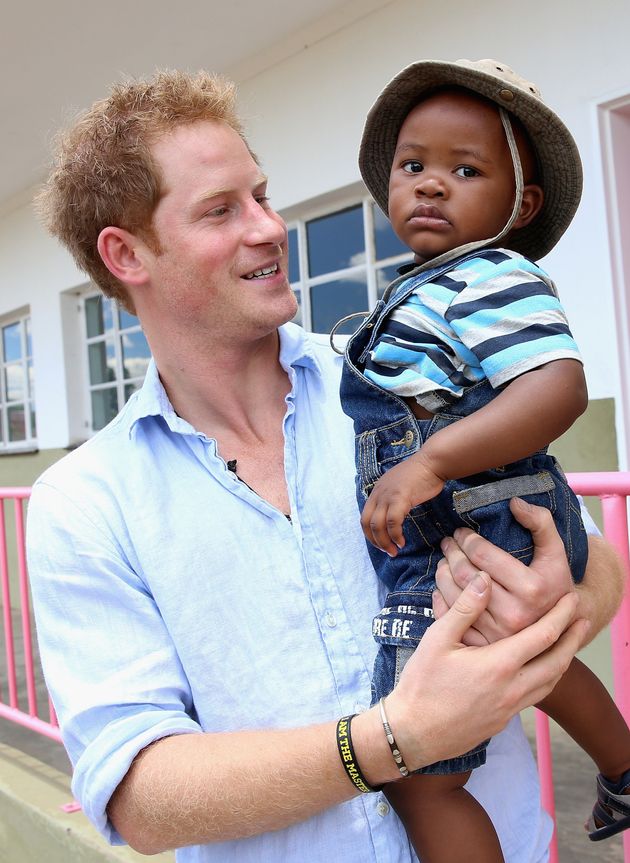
359, 58, 583, 261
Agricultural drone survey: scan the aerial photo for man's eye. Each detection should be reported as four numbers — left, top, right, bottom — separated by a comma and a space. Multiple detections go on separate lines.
455, 166, 479, 178
402, 161, 423, 174
255, 195, 271, 206
207, 206, 228, 217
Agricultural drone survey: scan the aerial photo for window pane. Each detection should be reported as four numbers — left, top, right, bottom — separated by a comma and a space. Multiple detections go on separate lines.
25, 318, 32, 357
30, 403, 37, 438
307, 206, 365, 277
124, 382, 142, 402
310, 276, 369, 335
291, 288, 303, 327
121, 331, 151, 380
85, 296, 113, 338
288, 227, 300, 284
85, 296, 104, 337
3, 322, 21, 362
373, 205, 409, 260
28, 359, 34, 397
91, 388, 118, 431
4, 363, 24, 401
118, 307, 140, 330
7, 404, 26, 441
88, 341, 116, 385
377, 263, 411, 299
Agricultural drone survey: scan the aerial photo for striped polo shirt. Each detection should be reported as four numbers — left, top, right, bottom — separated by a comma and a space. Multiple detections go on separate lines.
363, 248, 582, 412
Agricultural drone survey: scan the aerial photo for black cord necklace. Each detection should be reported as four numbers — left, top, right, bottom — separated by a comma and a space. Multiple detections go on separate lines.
227, 459, 291, 521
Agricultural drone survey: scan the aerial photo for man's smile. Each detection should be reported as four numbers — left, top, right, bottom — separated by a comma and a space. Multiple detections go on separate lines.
243, 262, 280, 280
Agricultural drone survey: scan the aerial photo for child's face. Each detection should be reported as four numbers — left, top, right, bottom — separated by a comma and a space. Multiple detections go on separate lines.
388, 89, 520, 264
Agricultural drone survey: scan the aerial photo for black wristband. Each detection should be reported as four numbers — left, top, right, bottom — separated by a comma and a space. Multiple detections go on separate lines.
336, 714, 377, 794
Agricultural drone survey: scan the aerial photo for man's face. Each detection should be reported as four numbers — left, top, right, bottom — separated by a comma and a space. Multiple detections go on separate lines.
387, 89, 518, 264
140, 120, 296, 344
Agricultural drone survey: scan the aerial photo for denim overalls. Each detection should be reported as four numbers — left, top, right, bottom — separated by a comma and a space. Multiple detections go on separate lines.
340, 253, 588, 775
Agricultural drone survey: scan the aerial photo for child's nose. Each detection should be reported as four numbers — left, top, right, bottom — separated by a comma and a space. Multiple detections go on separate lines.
415, 175, 446, 198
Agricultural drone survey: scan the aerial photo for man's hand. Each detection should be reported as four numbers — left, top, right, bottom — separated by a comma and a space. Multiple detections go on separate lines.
380, 571, 589, 771
361, 454, 444, 556
432, 497, 624, 647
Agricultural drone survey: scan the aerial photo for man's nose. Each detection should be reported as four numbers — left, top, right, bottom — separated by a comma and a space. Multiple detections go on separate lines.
245, 203, 287, 246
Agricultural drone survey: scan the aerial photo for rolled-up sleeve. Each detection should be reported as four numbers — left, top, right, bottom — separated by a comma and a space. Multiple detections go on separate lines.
27, 480, 201, 843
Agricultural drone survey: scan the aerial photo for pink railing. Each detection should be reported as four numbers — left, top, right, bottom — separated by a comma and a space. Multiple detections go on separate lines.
537, 472, 630, 863
0, 487, 62, 743
0, 479, 629, 857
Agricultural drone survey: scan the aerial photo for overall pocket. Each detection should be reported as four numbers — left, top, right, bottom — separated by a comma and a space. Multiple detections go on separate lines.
453, 471, 556, 560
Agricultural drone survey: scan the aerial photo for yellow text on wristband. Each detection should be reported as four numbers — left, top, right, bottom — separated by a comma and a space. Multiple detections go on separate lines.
336, 714, 377, 794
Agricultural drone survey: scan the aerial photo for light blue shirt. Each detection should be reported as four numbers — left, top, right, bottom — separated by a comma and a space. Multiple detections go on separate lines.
27, 322, 556, 862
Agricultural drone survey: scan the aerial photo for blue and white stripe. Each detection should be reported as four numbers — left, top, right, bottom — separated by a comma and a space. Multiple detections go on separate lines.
364, 249, 581, 410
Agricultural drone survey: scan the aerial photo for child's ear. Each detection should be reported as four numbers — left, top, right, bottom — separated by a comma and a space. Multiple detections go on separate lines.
512, 184, 544, 230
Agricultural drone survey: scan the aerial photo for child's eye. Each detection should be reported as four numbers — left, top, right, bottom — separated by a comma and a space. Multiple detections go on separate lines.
402, 160, 424, 174
455, 166, 479, 178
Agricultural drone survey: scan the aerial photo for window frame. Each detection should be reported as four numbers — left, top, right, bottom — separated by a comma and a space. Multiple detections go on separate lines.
284, 194, 412, 333
0, 311, 37, 452
80, 291, 151, 435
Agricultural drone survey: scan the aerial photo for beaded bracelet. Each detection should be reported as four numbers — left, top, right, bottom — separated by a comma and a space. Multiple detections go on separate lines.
335, 714, 377, 793
379, 697, 410, 778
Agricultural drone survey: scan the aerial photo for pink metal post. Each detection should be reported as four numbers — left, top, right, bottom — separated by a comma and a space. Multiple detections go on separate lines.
535, 711, 559, 863
0, 487, 57, 739
566, 473, 630, 861
0, 500, 18, 707
601, 495, 630, 723
14, 496, 37, 716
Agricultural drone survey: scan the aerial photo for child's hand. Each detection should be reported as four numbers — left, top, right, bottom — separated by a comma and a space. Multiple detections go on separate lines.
361, 455, 445, 556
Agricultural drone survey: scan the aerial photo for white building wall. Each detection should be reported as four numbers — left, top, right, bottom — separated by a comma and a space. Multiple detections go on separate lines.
0, 0, 628, 455
0, 200, 86, 448
240, 0, 630, 409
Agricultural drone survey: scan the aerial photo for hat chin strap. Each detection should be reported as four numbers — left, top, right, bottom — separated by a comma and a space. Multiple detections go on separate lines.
411, 108, 525, 272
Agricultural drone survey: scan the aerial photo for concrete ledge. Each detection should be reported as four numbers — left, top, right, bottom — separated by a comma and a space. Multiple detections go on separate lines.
0, 742, 174, 863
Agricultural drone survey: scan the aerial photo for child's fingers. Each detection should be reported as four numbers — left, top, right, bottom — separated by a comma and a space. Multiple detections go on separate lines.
361, 500, 399, 556
385, 503, 407, 551
370, 507, 401, 556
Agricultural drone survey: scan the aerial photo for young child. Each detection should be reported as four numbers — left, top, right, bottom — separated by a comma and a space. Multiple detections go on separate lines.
339, 58, 630, 861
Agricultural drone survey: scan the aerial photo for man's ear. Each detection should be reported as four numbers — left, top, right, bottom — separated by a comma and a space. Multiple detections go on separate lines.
512, 184, 544, 231
97, 227, 152, 287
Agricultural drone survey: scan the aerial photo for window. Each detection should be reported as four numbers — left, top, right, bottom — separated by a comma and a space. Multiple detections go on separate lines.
287, 199, 412, 334
83, 294, 151, 432
0, 314, 36, 450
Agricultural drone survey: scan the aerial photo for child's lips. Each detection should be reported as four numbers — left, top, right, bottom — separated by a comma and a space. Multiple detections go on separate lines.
409, 204, 450, 228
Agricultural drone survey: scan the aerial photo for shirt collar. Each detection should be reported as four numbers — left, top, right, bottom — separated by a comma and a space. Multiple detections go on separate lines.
127, 322, 320, 437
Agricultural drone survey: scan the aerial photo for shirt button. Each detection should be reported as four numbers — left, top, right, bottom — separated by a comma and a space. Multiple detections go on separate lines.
324, 611, 337, 627
376, 801, 390, 817
354, 702, 368, 714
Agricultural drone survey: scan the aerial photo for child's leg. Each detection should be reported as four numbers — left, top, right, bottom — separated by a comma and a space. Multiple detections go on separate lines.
539, 656, 630, 838
384, 771, 504, 863
538, 657, 630, 782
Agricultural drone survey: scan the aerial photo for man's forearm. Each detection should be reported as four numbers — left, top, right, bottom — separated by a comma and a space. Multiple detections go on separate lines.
577, 534, 626, 646
108, 578, 586, 854
108, 723, 364, 853
107, 715, 407, 854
